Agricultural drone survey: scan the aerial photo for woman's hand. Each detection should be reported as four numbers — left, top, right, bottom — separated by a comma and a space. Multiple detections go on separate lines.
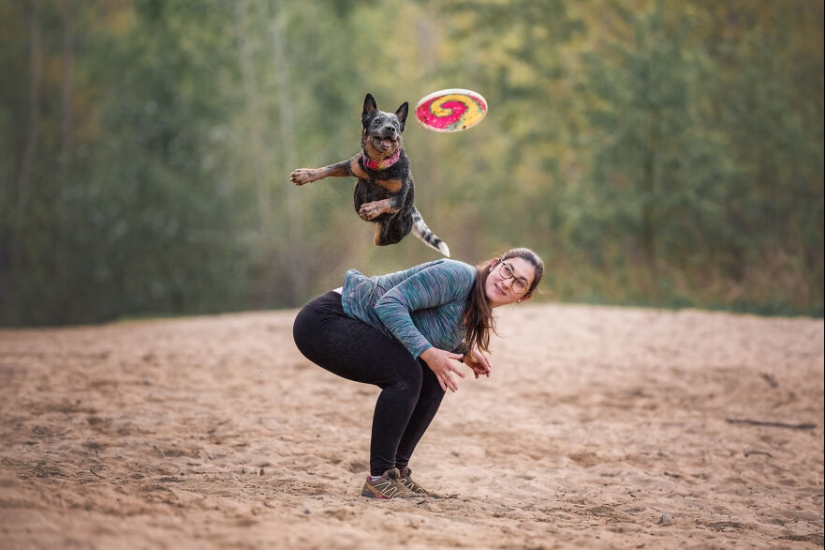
464, 349, 492, 379
419, 347, 465, 393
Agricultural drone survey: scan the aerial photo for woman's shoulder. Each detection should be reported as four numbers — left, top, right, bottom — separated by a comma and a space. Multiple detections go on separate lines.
440, 258, 475, 274
348, 260, 475, 288
428, 259, 476, 286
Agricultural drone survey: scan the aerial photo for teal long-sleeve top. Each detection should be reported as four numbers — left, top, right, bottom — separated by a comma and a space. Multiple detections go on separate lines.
341, 259, 477, 359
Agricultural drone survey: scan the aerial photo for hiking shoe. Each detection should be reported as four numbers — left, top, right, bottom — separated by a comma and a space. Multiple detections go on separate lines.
398, 467, 442, 499
360, 468, 415, 499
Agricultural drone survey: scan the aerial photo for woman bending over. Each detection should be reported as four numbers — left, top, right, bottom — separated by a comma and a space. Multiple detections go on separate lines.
292, 248, 544, 499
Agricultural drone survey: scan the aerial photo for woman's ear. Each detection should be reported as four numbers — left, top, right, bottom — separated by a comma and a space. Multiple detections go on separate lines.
519, 293, 534, 304
489, 257, 500, 272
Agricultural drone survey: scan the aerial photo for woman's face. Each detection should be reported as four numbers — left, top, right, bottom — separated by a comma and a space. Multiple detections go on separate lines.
485, 257, 536, 308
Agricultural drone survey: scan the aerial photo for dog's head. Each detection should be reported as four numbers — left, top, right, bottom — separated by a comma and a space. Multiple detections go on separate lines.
361, 93, 408, 158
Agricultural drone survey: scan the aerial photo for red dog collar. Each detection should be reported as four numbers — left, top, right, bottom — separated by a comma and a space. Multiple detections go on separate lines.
361, 148, 401, 170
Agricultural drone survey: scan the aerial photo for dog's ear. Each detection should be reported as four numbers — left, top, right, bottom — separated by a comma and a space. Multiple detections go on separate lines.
362, 93, 378, 124
395, 102, 409, 131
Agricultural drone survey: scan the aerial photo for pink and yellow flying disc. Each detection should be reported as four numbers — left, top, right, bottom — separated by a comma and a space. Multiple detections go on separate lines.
415, 89, 488, 133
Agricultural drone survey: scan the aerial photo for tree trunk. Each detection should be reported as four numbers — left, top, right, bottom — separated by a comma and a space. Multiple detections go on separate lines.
11, 0, 44, 271
270, 0, 306, 302
57, 1, 76, 322
640, 110, 661, 295
235, 0, 272, 236
61, 4, 74, 162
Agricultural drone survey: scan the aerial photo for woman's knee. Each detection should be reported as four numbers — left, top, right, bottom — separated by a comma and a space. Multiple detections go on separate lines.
391, 358, 424, 392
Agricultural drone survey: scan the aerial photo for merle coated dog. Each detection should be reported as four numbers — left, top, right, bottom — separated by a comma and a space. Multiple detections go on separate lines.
290, 93, 450, 257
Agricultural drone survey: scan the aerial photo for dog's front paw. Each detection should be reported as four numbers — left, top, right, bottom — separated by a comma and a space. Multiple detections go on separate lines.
359, 199, 393, 221
290, 169, 316, 186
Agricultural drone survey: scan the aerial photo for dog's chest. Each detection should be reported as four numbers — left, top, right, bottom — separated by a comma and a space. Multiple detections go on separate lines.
352, 160, 409, 197
354, 178, 404, 203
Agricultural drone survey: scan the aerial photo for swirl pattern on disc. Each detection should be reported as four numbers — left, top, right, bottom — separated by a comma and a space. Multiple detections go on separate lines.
415, 89, 488, 132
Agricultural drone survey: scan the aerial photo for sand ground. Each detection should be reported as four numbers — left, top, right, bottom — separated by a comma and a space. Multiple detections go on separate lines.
0, 303, 823, 549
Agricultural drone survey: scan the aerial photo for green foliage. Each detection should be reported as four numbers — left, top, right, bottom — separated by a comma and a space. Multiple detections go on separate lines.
0, 0, 822, 326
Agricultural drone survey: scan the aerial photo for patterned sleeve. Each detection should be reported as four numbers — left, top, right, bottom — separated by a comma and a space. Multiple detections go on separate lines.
373, 261, 475, 359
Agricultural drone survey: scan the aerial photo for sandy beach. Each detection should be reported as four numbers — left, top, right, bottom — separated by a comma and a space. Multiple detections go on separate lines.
1, 303, 822, 549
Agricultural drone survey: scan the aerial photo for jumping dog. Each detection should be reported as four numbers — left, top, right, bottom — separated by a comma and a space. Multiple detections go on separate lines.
290, 93, 450, 257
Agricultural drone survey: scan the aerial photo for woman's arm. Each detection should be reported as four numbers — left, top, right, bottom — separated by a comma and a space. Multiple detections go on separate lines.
463, 348, 492, 378
373, 261, 474, 359
419, 346, 465, 392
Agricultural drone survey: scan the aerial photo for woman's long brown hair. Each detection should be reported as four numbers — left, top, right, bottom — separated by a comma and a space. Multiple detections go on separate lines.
463, 248, 544, 356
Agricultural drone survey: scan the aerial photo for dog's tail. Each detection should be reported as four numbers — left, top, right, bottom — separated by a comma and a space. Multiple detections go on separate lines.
411, 207, 450, 257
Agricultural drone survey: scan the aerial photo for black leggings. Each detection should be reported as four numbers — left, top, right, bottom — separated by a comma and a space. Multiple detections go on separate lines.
292, 291, 445, 477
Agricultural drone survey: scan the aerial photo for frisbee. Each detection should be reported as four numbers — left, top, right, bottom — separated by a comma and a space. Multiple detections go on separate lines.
414, 88, 488, 132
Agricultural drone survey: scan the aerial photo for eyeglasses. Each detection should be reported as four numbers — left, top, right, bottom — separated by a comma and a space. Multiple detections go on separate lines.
498, 261, 531, 294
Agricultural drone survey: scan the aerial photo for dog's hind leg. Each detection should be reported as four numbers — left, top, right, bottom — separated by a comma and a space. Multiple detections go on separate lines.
373, 217, 408, 246
372, 224, 384, 246
411, 208, 450, 257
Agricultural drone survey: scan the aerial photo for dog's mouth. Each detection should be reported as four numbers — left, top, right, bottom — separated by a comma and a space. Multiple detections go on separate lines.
370, 135, 398, 153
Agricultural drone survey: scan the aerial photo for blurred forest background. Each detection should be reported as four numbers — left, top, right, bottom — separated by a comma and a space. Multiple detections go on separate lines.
0, 0, 822, 327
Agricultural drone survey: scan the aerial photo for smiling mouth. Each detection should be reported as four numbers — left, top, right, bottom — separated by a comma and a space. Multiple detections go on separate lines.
370, 134, 398, 153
